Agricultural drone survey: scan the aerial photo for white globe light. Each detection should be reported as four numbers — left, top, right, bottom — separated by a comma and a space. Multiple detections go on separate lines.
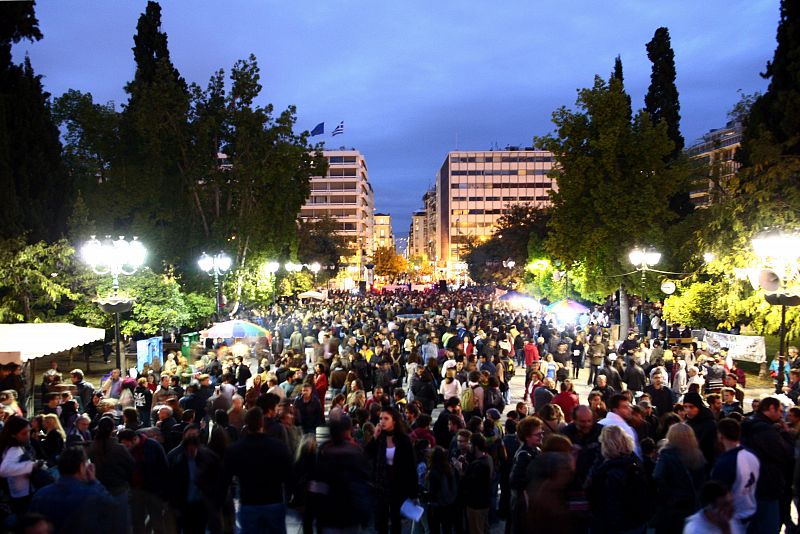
644, 251, 661, 266
127, 238, 147, 268
216, 253, 232, 273
753, 230, 800, 261
198, 252, 214, 273
81, 236, 104, 267
629, 249, 644, 267
703, 252, 715, 263
310, 262, 321, 273
263, 261, 280, 274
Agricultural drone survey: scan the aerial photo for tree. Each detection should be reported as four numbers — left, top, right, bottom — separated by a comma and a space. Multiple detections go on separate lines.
644, 27, 693, 219
0, 239, 79, 322
373, 246, 407, 280
732, 0, 800, 229
296, 216, 346, 278
644, 28, 684, 158
54, 2, 326, 287
463, 205, 549, 287
0, 2, 70, 242
536, 73, 694, 332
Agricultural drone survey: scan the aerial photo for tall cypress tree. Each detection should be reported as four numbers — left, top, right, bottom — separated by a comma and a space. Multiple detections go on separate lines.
731, 0, 800, 229
644, 27, 684, 158
644, 27, 693, 218
739, 0, 800, 164
0, 1, 69, 241
610, 55, 632, 120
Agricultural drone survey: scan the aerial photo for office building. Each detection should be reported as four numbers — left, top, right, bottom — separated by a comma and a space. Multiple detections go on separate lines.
373, 213, 395, 251
299, 149, 375, 274
432, 149, 557, 275
686, 121, 743, 207
408, 211, 427, 258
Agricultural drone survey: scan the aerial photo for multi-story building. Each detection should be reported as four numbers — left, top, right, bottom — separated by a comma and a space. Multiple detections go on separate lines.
373, 213, 395, 251
432, 149, 557, 275
299, 150, 375, 274
422, 188, 437, 261
686, 121, 743, 207
408, 210, 427, 258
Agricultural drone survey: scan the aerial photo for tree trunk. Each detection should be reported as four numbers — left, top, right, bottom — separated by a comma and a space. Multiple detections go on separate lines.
619, 284, 630, 337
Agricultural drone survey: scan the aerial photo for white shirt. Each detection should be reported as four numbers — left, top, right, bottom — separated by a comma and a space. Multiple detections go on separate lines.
386, 446, 396, 466
0, 446, 33, 498
682, 510, 738, 534
597, 412, 642, 458
439, 378, 462, 401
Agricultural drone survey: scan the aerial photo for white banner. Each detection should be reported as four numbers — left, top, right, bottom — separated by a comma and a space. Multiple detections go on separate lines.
703, 331, 767, 364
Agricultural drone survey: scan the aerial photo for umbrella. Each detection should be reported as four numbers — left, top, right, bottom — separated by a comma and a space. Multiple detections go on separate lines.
498, 290, 526, 301
547, 299, 590, 315
205, 320, 269, 339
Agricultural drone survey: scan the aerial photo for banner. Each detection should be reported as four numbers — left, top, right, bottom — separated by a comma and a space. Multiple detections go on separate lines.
702, 331, 766, 364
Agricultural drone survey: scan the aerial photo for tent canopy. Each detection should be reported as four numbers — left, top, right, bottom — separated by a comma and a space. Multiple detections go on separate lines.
297, 290, 325, 300
0, 323, 106, 363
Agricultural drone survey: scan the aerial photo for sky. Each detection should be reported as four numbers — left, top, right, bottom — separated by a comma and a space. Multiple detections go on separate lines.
15, 1, 779, 235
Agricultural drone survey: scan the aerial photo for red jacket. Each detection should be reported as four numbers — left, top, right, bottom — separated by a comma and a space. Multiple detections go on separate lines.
524, 343, 540, 366
552, 391, 580, 423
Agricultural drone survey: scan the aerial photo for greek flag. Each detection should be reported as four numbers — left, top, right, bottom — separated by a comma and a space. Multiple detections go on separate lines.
332, 121, 344, 136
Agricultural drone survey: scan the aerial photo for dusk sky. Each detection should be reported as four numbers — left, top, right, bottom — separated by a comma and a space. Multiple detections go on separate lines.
16, 1, 779, 234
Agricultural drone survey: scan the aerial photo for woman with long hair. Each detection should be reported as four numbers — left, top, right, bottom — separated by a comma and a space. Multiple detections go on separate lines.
366, 407, 417, 534
439, 370, 462, 402
0, 416, 43, 517
653, 423, 706, 533
41, 414, 66, 466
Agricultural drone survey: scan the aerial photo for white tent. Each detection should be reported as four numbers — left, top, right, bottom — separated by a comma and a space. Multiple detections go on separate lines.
0, 323, 106, 364
297, 290, 325, 301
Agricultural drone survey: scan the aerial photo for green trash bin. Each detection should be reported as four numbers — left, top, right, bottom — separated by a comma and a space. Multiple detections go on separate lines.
181, 332, 199, 360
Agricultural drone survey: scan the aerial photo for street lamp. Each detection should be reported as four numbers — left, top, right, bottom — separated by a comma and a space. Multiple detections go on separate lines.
309, 262, 321, 285
285, 262, 302, 273
81, 235, 147, 370
198, 251, 232, 318
750, 229, 800, 392
629, 248, 661, 337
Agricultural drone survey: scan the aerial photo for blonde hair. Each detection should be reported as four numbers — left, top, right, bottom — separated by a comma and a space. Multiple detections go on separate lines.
599, 425, 634, 459
664, 422, 706, 471
42, 414, 66, 441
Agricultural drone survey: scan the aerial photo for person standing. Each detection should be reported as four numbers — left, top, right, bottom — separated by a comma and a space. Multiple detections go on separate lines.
461, 433, 494, 534
224, 407, 292, 533
711, 418, 759, 534
652, 423, 706, 533
365, 407, 418, 534
88, 416, 135, 528
508, 417, 543, 534
0, 416, 43, 519
741, 397, 794, 534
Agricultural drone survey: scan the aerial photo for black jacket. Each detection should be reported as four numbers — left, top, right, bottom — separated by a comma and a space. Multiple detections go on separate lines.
365, 431, 417, 502
223, 433, 292, 505
686, 407, 719, 466
741, 412, 794, 500
167, 444, 224, 507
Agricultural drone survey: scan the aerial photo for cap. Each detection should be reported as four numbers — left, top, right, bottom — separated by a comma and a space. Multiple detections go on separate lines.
486, 408, 502, 421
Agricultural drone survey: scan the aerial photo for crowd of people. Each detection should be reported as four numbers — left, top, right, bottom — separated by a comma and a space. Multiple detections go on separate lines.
0, 286, 797, 534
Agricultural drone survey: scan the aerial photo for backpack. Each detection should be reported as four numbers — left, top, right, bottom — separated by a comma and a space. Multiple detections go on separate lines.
461, 385, 476, 412
505, 359, 516, 378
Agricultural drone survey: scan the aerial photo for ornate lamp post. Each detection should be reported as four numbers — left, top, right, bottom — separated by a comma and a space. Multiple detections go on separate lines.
629, 248, 661, 336
81, 235, 147, 370
751, 230, 800, 392
198, 252, 232, 318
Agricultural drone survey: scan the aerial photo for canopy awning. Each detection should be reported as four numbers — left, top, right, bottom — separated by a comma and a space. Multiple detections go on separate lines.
297, 290, 325, 300
0, 323, 106, 363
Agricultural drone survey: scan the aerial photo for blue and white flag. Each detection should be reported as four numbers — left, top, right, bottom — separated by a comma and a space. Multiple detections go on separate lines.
310, 122, 324, 136
332, 121, 344, 136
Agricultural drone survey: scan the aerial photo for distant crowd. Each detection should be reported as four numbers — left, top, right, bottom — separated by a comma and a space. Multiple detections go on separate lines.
0, 287, 797, 534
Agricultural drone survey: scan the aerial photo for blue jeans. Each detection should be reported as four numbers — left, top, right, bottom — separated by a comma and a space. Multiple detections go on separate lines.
239, 503, 286, 534
746, 499, 779, 534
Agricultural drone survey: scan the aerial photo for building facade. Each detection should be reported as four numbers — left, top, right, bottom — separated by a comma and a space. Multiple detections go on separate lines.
432, 149, 557, 275
299, 150, 375, 272
686, 121, 743, 207
408, 210, 427, 258
373, 213, 395, 251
